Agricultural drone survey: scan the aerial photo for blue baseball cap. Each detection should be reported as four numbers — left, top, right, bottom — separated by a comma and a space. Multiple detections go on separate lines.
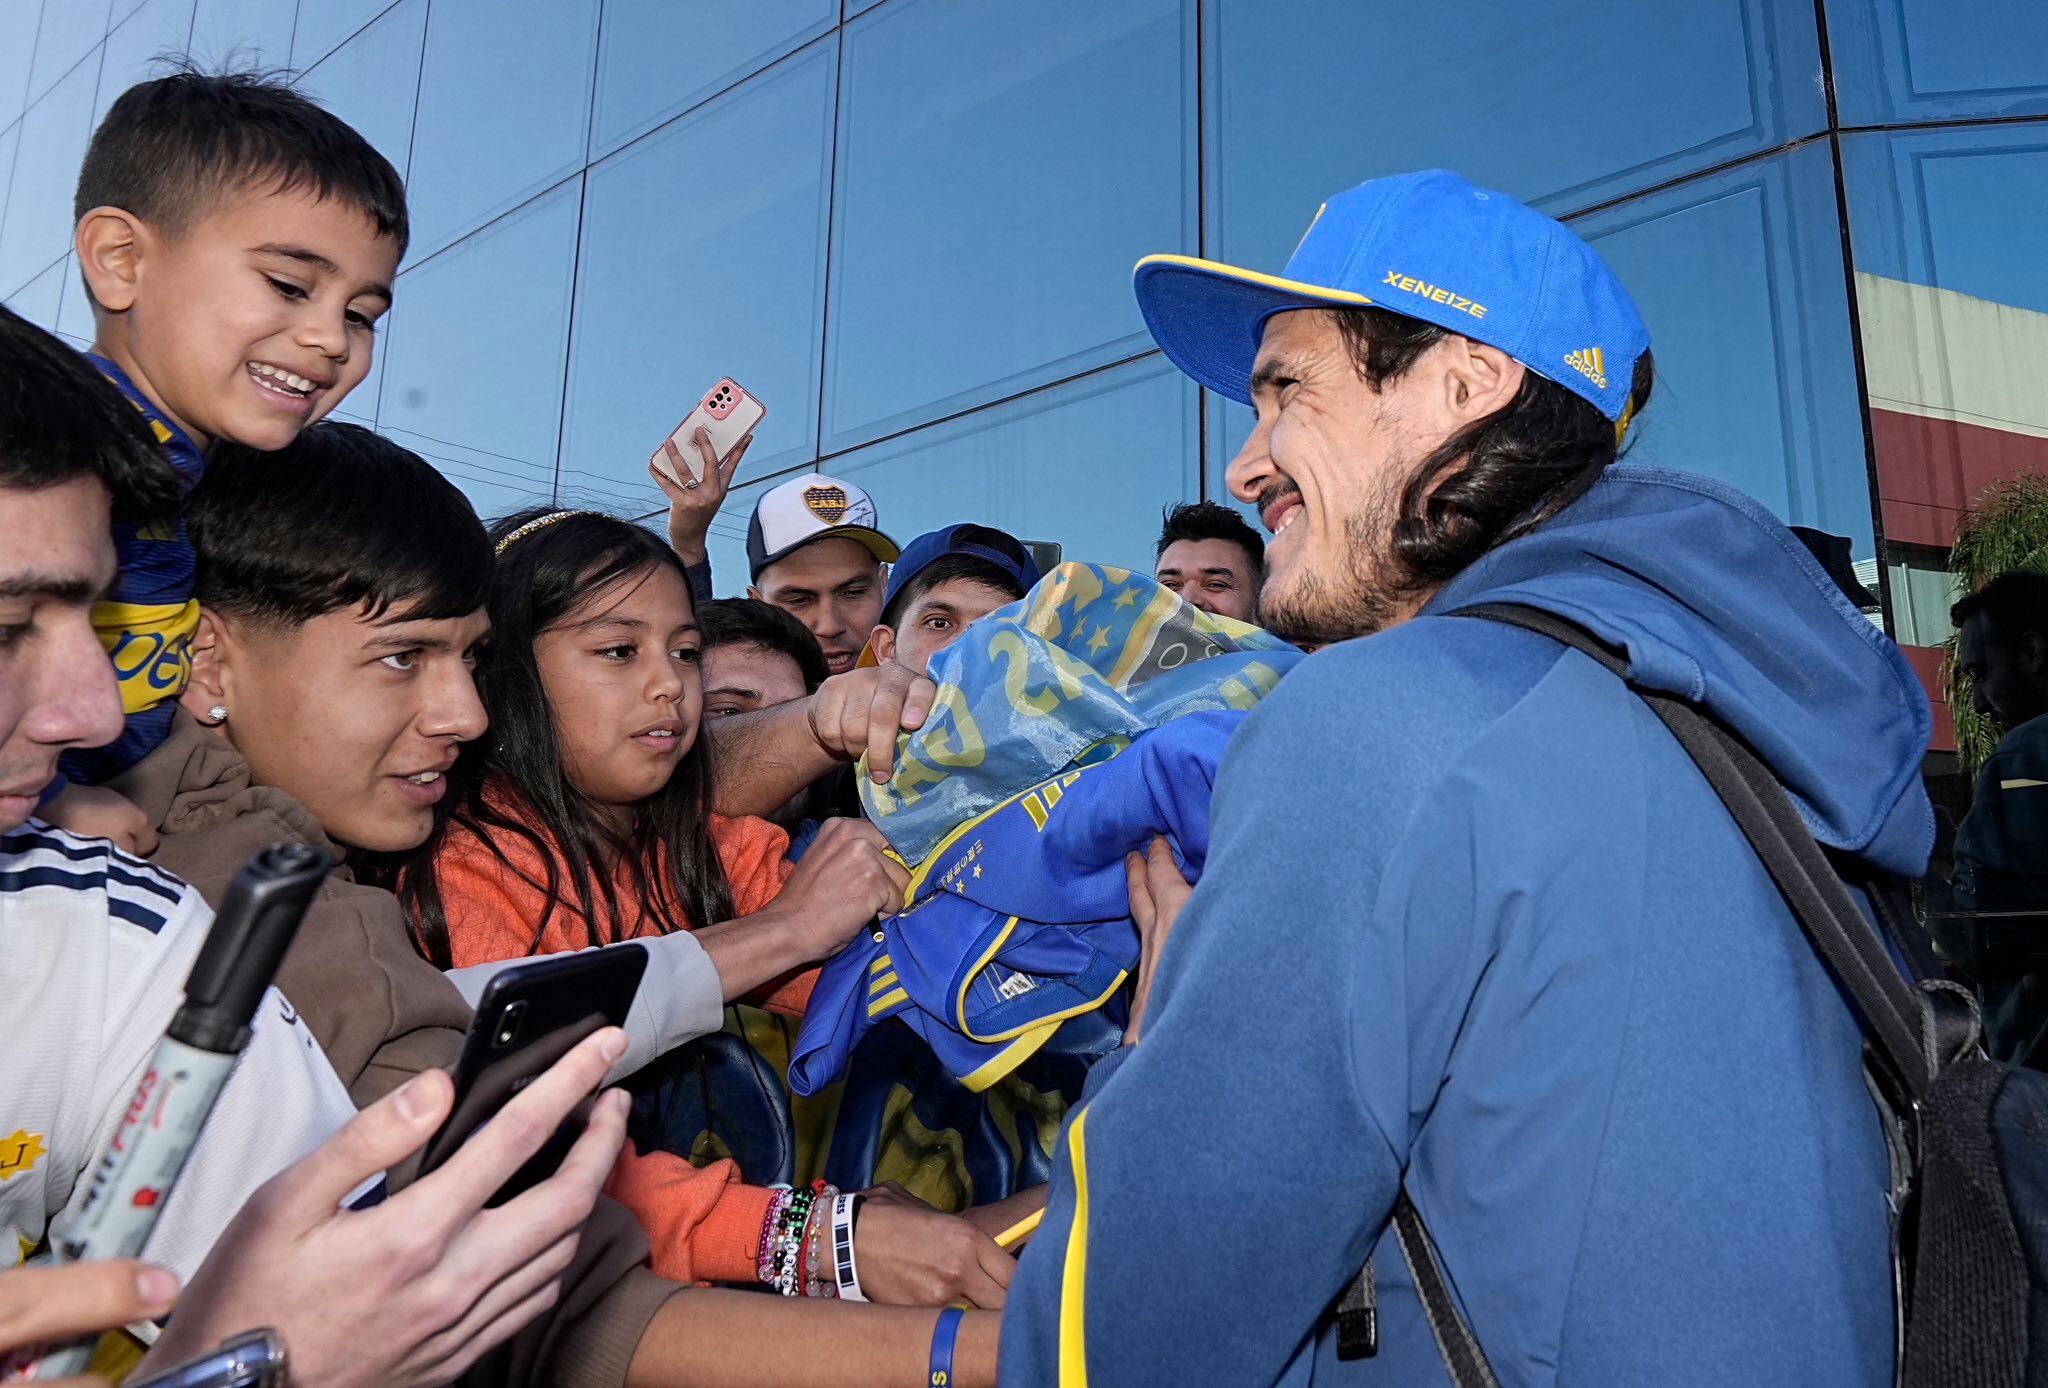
1133, 169, 1649, 426
882, 523, 1042, 619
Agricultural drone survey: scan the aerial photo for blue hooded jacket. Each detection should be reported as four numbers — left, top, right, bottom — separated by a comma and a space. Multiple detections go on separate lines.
1001, 466, 1932, 1387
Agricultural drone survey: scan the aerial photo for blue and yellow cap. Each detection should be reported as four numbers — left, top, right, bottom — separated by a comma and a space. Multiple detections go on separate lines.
1133, 169, 1650, 428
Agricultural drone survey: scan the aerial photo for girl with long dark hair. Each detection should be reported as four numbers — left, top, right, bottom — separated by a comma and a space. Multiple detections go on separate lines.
397, 508, 987, 1296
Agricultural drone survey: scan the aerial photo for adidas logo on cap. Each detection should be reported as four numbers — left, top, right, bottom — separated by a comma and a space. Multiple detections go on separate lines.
1564, 346, 1609, 390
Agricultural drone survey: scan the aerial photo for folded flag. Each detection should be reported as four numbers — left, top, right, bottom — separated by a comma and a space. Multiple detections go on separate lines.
790, 564, 1301, 1094
858, 561, 1298, 865
790, 712, 1239, 1093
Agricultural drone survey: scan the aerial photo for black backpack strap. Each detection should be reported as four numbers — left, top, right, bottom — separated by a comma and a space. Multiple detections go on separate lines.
1334, 601, 1945, 1382
1459, 603, 1938, 1096
1333, 1192, 1501, 1387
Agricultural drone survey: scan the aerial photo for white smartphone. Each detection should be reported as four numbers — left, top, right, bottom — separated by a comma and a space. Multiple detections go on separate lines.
652, 377, 767, 486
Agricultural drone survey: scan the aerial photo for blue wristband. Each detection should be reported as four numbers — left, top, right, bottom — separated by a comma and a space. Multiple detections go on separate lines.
927, 1306, 964, 1387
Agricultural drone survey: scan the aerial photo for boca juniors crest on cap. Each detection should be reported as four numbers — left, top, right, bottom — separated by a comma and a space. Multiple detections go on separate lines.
747, 472, 899, 580
802, 485, 850, 524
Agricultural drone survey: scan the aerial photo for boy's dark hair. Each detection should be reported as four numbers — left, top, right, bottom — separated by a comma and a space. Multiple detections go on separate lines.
0, 305, 179, 526
1330, 306, 1655, 589
401, 510, 733, 969
189, 421, 491, 627
1952, 570, 2048, 648
698, 597, 830, 693
1156, 500, 1265, 580
76, 68, 409, 258
879, 554, 1026, 632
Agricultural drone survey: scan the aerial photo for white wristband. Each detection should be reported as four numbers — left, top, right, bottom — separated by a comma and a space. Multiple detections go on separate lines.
832, 1192, 868, 1303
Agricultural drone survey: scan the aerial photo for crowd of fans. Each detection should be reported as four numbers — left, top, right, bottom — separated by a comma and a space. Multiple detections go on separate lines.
1, 63, 2040, 1388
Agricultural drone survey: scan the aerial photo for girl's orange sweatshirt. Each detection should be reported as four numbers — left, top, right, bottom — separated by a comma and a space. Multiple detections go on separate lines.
429, 782, 813, 1284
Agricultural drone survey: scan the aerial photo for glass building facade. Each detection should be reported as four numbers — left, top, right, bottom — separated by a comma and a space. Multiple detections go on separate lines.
4, 0, 2044, 766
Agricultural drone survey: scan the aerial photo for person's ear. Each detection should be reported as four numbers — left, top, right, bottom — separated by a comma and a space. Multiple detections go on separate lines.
76, 206, 149, 315
868, 624, 896, 668
178, 610, 236, 730
746, 585, 763, 602
2020, 629, 2048, 684
1439, 337, 1526, 427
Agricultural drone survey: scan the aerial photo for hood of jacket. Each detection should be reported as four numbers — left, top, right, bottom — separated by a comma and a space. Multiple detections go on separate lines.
1429, 464, 1932, 877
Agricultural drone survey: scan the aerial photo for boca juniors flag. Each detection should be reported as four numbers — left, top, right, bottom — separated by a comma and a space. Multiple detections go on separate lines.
789, 564, 1301, 1094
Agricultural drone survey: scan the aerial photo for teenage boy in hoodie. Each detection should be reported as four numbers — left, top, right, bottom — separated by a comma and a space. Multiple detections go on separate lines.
1002, 171, 1930, 1385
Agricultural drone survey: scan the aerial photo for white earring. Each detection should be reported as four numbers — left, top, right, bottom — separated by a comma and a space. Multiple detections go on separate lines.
207, 705, 229, 725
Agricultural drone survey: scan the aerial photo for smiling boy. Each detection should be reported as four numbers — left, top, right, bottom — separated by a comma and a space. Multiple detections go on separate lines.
52, 70, 404, 790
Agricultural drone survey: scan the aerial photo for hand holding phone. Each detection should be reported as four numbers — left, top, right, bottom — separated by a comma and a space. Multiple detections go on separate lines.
652, 377, 766, 488
133, 1030, 630, 1388
416, 946, 647, 1206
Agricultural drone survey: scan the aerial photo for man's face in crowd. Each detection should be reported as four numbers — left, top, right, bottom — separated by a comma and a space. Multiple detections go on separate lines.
751, 538, 885, 677
1958, 612, 2048, 731
187, 601, 489, 852
0, 478, 124, 831
1226, 309, 1511, 644
1156, 537, 1260, 624
702, 641, 809, 720
871, 577, 1018, 677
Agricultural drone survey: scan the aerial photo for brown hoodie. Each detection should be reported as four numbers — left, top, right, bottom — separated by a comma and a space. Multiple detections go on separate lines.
112, 712, 678, 1388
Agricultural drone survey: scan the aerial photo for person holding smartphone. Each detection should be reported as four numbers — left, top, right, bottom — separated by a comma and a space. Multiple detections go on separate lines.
0, 311, 629, 1388
117, 419, 1001, 1384
1, 1029, 631, 1388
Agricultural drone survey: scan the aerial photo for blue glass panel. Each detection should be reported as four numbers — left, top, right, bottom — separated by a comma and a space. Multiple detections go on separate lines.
696, 471, 792, 598
1571, 142, 1870, 552
1841, 124, 2048, 316
822, 0, 1196, 452
563, 42, 835, 514
294, 0, 424, 182
4, 251, 66, 332
0, 123, 20, 275
589, 0, 834, 159
1827, 0, 2048, 124
828, 354, 1199, 573
403, 0, 600, 263
0, 4, 43, 128
0, 58, 98, 299
28, 0, 110, 106
187, 0, 296, 71
1205, 0, 1825, 277
376, 180, 583, 522
92, 0, 196, 129
56, 250, 96, 345
290, 0, 395, 70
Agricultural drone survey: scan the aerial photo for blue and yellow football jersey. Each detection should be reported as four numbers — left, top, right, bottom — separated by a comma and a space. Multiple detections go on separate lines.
59, 356, 206, 785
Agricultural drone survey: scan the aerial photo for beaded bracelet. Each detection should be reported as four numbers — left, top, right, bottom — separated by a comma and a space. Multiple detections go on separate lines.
755, 1188, 796, 1287
769, 1186, 818, 1296
801, 1183, 841, 1297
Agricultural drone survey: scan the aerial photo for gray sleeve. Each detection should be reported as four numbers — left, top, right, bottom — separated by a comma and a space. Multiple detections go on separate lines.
442, 931, 726, 1083
687, 556, 714, 606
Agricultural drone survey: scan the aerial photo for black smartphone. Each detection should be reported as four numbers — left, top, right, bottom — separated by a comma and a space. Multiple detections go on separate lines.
417, 945, 648, 1206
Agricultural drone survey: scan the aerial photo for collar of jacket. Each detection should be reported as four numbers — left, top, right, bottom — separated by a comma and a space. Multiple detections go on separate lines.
108, 708, 351, 875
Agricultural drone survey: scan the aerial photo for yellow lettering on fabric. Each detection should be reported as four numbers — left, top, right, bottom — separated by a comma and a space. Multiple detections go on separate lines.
1563, 347, 1609, 389
990, 630, 1089, 718
94, 599, 200, 713
1381, 269, 1487, 320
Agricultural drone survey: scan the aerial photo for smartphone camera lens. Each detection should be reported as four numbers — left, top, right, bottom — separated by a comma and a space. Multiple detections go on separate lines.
494, 1000, 526, 1047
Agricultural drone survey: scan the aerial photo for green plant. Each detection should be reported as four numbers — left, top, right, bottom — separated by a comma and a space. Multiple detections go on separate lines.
1944, 471, 2048, 780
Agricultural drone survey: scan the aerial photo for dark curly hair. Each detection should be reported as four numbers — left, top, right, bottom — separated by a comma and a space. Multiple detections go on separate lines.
1331, 306, 1655, 589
